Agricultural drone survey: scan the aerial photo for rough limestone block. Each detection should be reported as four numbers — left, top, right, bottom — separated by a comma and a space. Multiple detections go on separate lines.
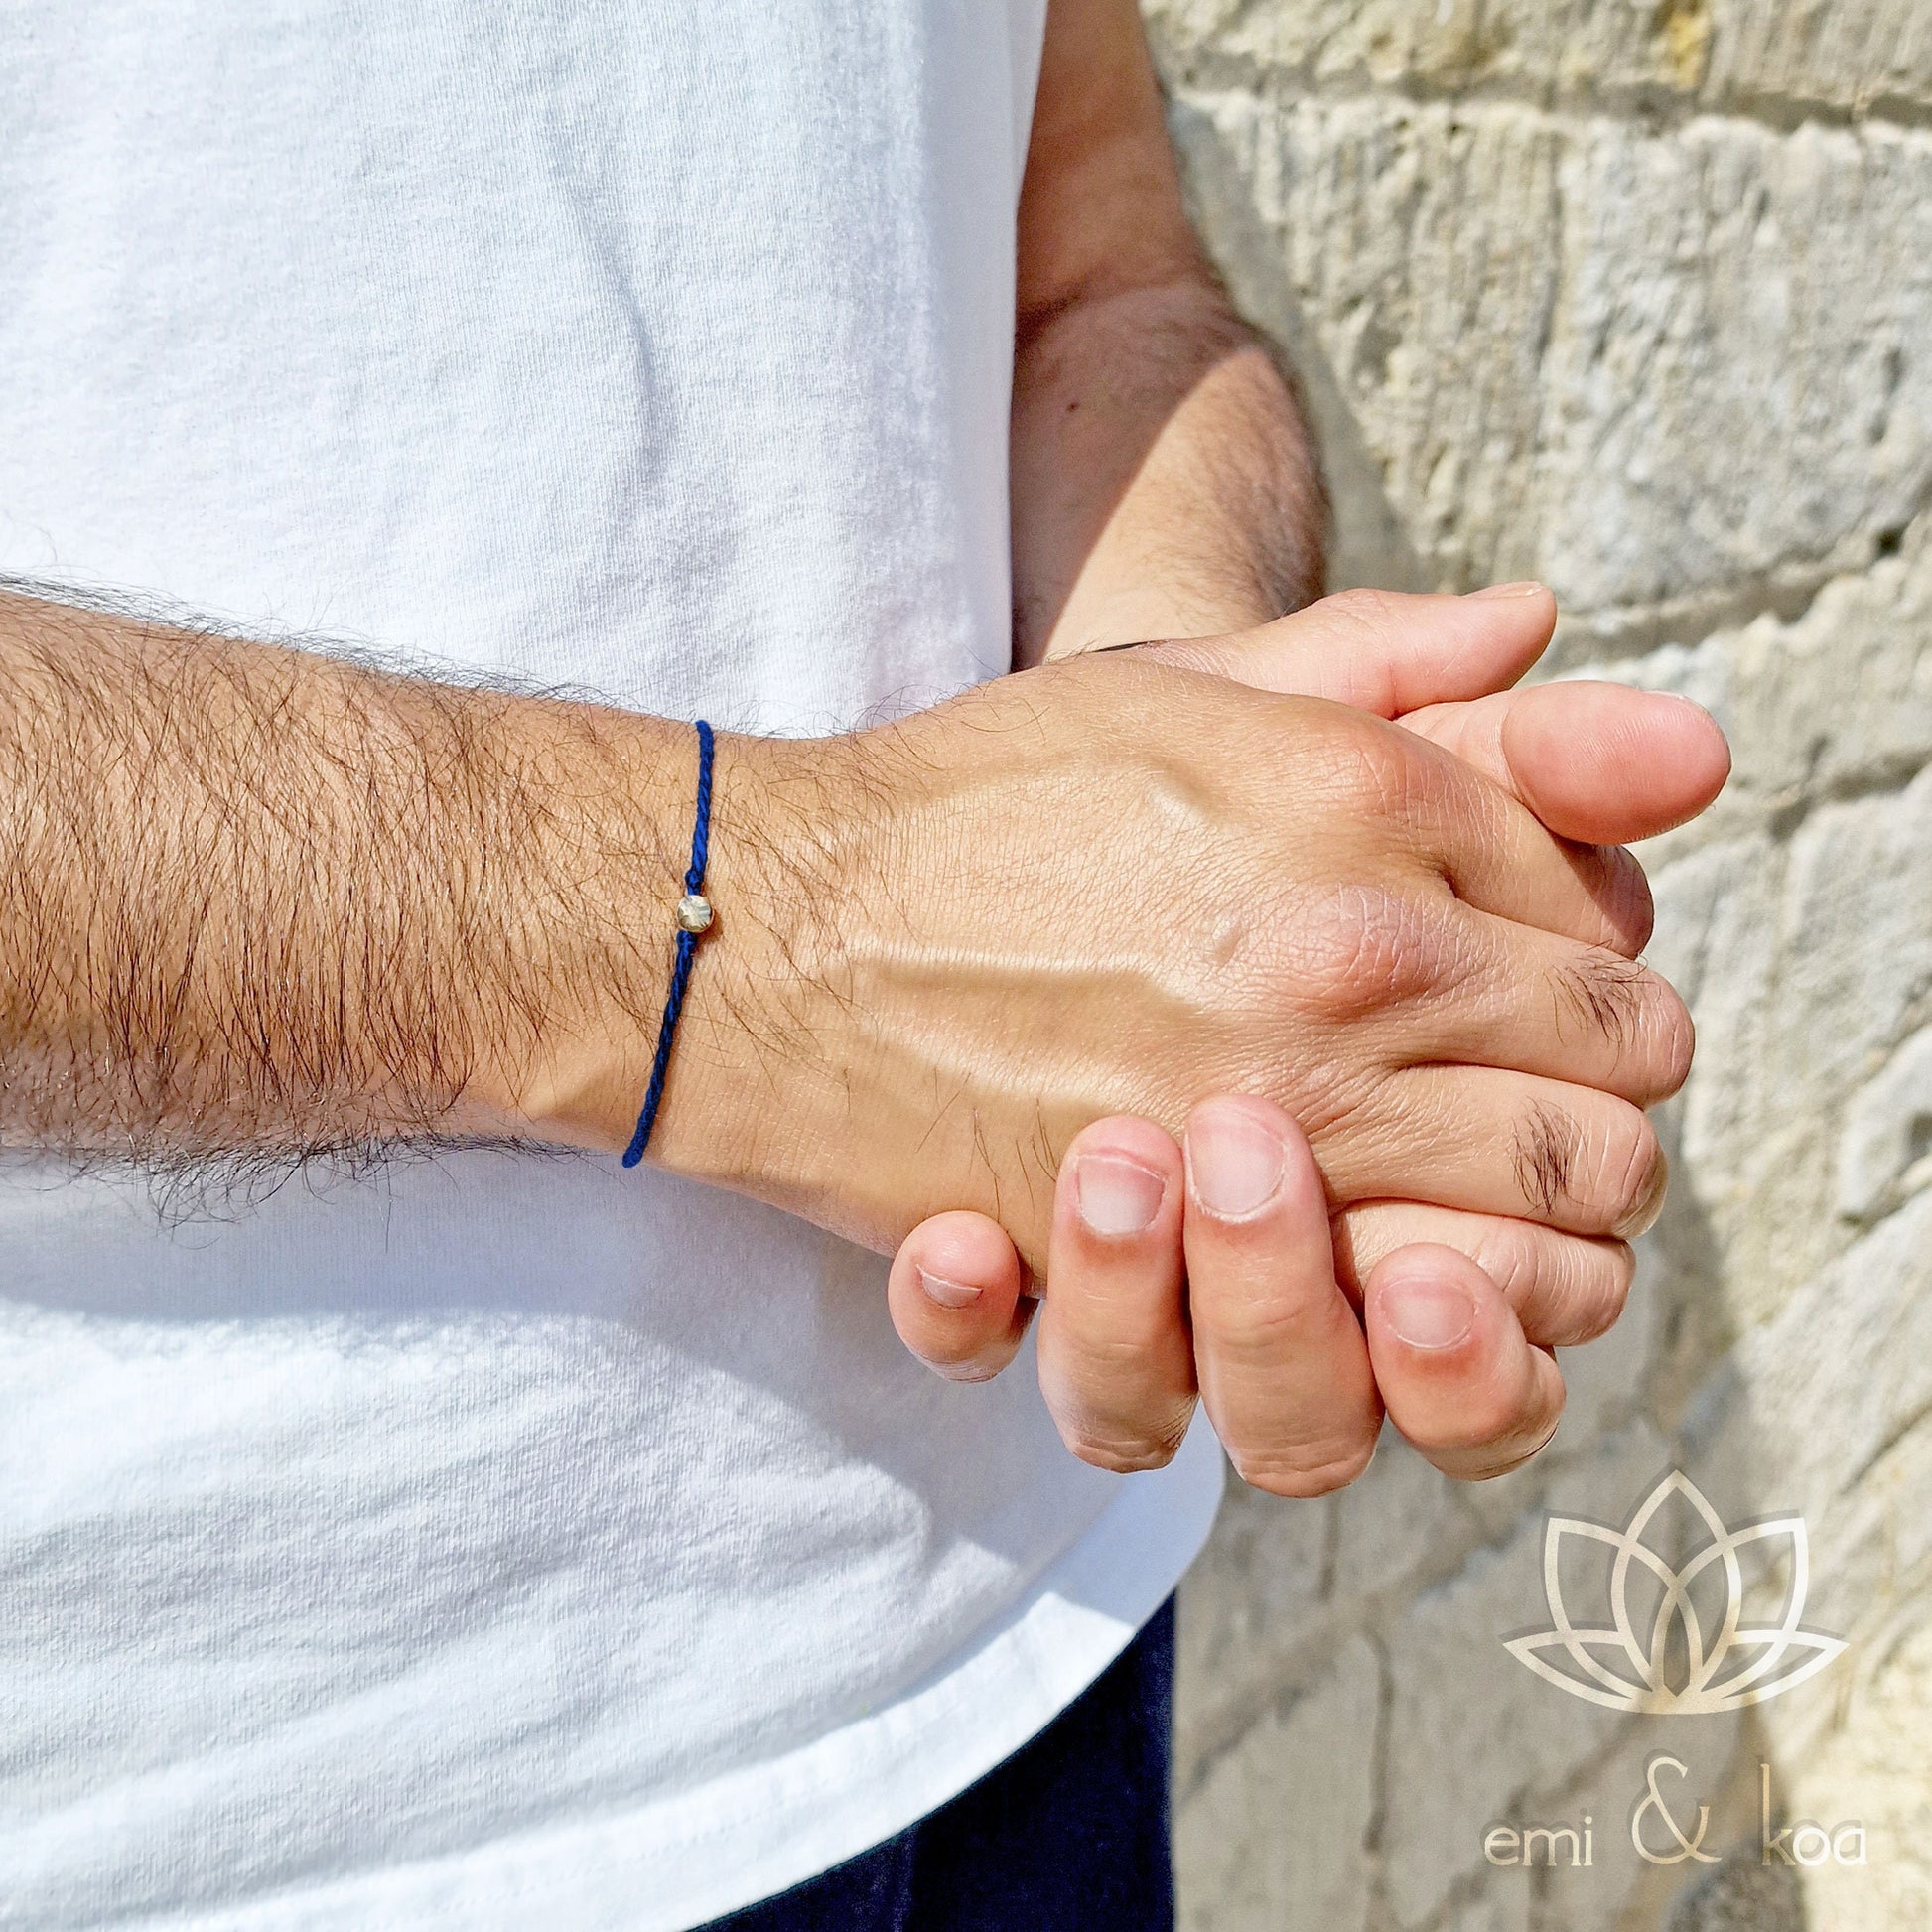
1536, 116, 1931, 613
1683, 1190, 1932, 1654
1174, 1636, 1380, 1932
1617, 759, 1932, 1322
1145, 0, 1724, 100
1837, 1023, 1932, 1219
1709, 1, 1932, 119
1771, 1614, 1932, 1932
1438, 1889, 1533, 1932
1180, 1432, 1491, 1787
1661, 1858, 1807, 1932
1601, 509, 1932, 851
1665, 1194, 1932, 1907
1146, 0, 1932, 118
1755, 773, 1932, 1239
1323, 1426, 1468, 1606
1159, 90, 1932, 614
1641, 829, 1833, 1322
1174, 1477, 1332, 1783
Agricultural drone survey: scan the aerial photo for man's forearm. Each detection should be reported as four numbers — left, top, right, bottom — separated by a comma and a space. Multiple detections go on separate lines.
1011, 279, 1325, 664
0, 590, 705, 1166
1008, 0, 1324, 665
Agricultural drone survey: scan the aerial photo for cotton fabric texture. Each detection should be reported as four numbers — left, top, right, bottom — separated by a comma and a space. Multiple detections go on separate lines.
0, 5, 1224, 1929
700, 1600, 1176, 1932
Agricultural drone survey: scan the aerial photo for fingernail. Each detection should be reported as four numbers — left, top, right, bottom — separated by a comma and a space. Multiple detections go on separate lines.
918, 1267, 982, 1310
1468, 580, 1548, 600
1380, 1276, 1475, 1349
1074, 1154, 1167, 1236
1186, 1109, 1285, 1220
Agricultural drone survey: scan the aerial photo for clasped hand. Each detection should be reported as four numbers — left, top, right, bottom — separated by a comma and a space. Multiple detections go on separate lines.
860, 588, 1728, 1492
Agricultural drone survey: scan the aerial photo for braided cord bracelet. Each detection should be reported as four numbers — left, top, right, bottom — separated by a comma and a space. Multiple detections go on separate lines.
621, 719, 716, 1168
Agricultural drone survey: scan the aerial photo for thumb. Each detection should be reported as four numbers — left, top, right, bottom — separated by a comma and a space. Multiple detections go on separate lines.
889, 1211, 1035, 1382
1364, 1244, 1567, 1482
1138, 583, 1557, 717
1401, 680, 1731, 846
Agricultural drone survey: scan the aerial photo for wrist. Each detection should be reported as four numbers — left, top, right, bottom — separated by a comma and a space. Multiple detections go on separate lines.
490, 711, 870, 1212
631, 728, 869, 1213
460, 706, 690, 1154
1037, 581, 1285, 662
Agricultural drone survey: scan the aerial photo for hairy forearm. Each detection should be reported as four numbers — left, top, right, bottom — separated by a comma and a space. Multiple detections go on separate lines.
1011, 278, 1326, 666
0, 589, 702, 1167
0, 582, 1681, 1282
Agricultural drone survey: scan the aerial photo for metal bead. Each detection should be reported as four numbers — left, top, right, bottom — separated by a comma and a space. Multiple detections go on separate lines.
675, 893, 714, 934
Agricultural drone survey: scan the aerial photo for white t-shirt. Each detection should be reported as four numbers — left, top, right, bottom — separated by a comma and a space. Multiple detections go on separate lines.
0, 6, 1225, 1929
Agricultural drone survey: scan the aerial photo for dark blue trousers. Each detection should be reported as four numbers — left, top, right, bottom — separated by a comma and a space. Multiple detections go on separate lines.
699, 1597, 1175, 1932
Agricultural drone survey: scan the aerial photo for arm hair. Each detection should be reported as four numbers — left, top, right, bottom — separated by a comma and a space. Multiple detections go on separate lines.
0, 587, 681, 1183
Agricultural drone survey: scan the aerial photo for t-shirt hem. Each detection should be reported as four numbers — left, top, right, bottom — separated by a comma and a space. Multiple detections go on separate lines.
122, 1421, 1226, 1932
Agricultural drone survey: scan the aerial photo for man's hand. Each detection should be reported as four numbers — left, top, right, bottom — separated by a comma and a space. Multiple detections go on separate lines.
656, 596, 1697, 1287
880, 588, 1730, 1491
977, 0, 1726, 1494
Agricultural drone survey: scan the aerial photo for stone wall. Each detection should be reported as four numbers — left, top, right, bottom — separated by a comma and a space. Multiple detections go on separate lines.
1150, 6, 1932, 1927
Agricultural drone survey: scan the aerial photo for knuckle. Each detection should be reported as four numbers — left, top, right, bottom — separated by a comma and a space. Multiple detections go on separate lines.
1548, 951, 1649, 1052
1318, 586, 1403, 638
1601, 846, 1656, 953
1136, 634, 1220, 678
1592, 1106, 1665, 1233
1302, 705, 1429, 819
1512, 1098, 1584, 1218
1514, 1095, 1662, 1232
1229, 1424, 1378, 1498
1654, 988, 1696, 1098
1550, 953, 1696, 1099
1474, 1221, 1635, 1344
1459, 1382, 1544, 1451
1416, 1388, 1564, 1465
1561, 1245, 1634, 1344
1283, 885, 1456, 1021
933, 1352, 1011, 1384
1070, 1440, 1180, 1474
1198, 1267, 1353, 1367
1207, 1306, 1312, 1373
1569, 843, 1655, 954
1467, 1219, 1545, 1309
1454, 1437, 1558, 1482
1480, 1414, 1565, 1479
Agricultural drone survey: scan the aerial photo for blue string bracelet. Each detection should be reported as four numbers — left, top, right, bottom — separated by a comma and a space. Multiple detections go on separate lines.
621, 719, 716, 1168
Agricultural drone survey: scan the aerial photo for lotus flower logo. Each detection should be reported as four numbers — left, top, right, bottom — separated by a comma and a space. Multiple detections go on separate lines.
1505, 1471, 1845, 1714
